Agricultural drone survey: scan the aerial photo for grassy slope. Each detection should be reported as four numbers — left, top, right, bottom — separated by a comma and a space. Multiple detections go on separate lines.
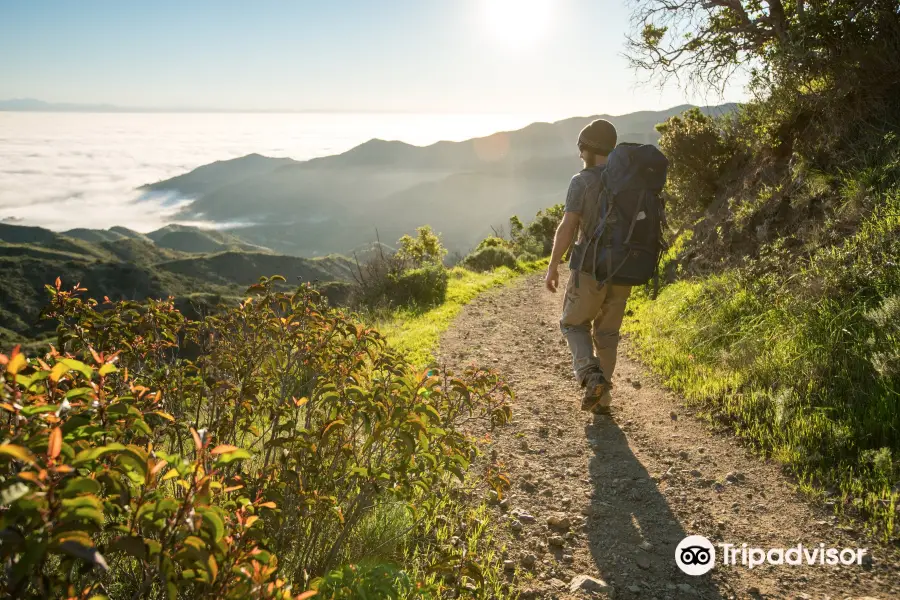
623, 178, 900, 539
380, 259, 548, 368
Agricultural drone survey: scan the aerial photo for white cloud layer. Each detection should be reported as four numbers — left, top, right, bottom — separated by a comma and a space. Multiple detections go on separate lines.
0, 112, 551, 232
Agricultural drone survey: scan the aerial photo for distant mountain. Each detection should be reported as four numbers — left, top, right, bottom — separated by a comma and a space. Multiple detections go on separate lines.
145, 224, 271, 254
146, 104, 737, 255
141, 154, 297, 197
0, 98, 127, 112
0, 222, 354, 345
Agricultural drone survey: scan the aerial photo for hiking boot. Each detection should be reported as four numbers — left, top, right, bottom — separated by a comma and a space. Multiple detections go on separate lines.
581, 371, 612, 414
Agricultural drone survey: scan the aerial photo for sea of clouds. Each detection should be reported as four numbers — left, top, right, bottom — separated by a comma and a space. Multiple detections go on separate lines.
0, 112, 546, 232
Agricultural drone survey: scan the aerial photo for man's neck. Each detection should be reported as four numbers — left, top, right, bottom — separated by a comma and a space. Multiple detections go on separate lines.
583, 156, 608, 169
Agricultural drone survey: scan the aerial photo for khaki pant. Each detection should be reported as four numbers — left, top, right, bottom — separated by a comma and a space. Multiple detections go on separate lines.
559, 270, 632, 386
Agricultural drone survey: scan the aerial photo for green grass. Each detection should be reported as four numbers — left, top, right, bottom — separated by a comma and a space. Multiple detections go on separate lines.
623, 181, 900, 540
379, 259, 547, 368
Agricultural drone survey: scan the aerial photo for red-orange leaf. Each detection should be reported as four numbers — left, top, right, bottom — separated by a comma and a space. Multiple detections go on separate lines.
210, 444, 239, 455
190, 428, 202, 452
48, 428, 62, 460
296, 592, 318, 600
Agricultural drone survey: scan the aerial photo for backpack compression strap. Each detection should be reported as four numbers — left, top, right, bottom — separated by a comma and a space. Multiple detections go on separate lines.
572, 170, 613, 289
594, 191, 647, 289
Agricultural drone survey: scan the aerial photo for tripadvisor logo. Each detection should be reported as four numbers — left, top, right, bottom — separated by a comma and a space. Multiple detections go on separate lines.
675, 535, 870, 575
676, 535, 716, 575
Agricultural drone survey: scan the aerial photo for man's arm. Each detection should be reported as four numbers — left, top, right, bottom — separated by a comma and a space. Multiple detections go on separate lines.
545, 211, 581, 292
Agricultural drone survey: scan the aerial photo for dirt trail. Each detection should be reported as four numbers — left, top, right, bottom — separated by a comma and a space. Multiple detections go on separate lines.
438, 269, 899, 600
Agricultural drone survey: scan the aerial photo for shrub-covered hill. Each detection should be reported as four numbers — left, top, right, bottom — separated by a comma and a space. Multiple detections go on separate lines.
0, 223, 355, 346
622, 0, 900, 539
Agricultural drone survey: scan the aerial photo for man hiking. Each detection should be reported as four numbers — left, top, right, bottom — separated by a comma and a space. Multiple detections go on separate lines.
545, 119, 668, 414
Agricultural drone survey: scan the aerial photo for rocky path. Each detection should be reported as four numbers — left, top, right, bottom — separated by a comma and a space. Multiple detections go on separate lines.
438, 269, 899, 600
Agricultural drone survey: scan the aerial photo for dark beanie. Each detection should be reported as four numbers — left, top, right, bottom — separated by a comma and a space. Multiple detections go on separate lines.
578, 119, 617, 155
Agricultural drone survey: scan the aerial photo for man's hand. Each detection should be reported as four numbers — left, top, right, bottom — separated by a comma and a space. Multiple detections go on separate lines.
545, 264, 560, 292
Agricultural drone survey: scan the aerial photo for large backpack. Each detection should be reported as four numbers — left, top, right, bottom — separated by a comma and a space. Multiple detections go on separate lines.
576, 143, 669, 289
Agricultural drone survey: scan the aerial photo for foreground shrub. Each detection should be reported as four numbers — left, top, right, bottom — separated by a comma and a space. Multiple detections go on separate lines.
0, 276, 512, 598
462, 247, 517, 273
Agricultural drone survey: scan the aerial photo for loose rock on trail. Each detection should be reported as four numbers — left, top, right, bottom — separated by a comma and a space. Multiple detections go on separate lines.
438, 269, 899, 599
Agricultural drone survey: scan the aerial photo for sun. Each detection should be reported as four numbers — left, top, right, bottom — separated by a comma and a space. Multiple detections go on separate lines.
481, 0, 554, 49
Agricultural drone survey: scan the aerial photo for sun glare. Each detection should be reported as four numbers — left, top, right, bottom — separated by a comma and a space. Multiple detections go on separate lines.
481, 0, 554, 49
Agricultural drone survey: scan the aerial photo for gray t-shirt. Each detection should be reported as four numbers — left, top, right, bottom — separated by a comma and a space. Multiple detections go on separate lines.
564, 165, 607, 271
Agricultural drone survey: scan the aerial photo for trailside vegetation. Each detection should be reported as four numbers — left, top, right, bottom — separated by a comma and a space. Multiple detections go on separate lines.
351, 226, 449, 312
0, 276, 515, 598
625, 0, 900, 538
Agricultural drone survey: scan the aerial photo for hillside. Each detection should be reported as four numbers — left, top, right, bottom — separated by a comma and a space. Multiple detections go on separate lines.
0, 222, 354, 345
146, 104, 736, 256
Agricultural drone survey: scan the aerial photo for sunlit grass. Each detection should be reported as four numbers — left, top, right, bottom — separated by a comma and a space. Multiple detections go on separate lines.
380, 259, 547, 368
623, 182, 900, 540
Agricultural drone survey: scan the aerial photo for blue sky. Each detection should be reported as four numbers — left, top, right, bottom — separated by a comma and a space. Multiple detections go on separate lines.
0, 0, 748, 115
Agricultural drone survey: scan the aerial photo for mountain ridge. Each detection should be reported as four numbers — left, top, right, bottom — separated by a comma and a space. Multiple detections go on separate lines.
146, 103, 737, 255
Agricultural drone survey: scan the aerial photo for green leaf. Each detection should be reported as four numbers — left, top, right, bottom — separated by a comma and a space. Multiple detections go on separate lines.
197, 507, 225, 542
20, 404, 58, 417
66, 387, 95, 400
116, 445, 149, 478
397, 431, 416, 454
213, 449, 252, 466
60, 496, 105, 528
0, 444, 37, 465
59, 358, 94, 380
61, 477, 102, 497
73, 443, 126, 465
58, 540, 109, 571
98, 363, 118, 376
137, 498, 179, 523
61, 494, 103, 510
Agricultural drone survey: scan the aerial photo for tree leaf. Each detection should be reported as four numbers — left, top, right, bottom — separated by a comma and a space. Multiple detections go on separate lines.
49, 361, 72, 383
210, 444, 239, 455
98, 363, 117, 376
0, 444, 37, 466
59, 358, 93, 380
62, 477, 101, 497
58, 540, 109, 571
48, 427, 62, 460
72, 443, 126, 465
190, 428, 203, 452
213, 449, 251, 465
7, 353, 26, 375
198, 508, 225, 542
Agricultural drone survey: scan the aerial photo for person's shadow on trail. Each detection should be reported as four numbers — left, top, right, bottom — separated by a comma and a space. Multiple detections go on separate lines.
582, 415, 727, 599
